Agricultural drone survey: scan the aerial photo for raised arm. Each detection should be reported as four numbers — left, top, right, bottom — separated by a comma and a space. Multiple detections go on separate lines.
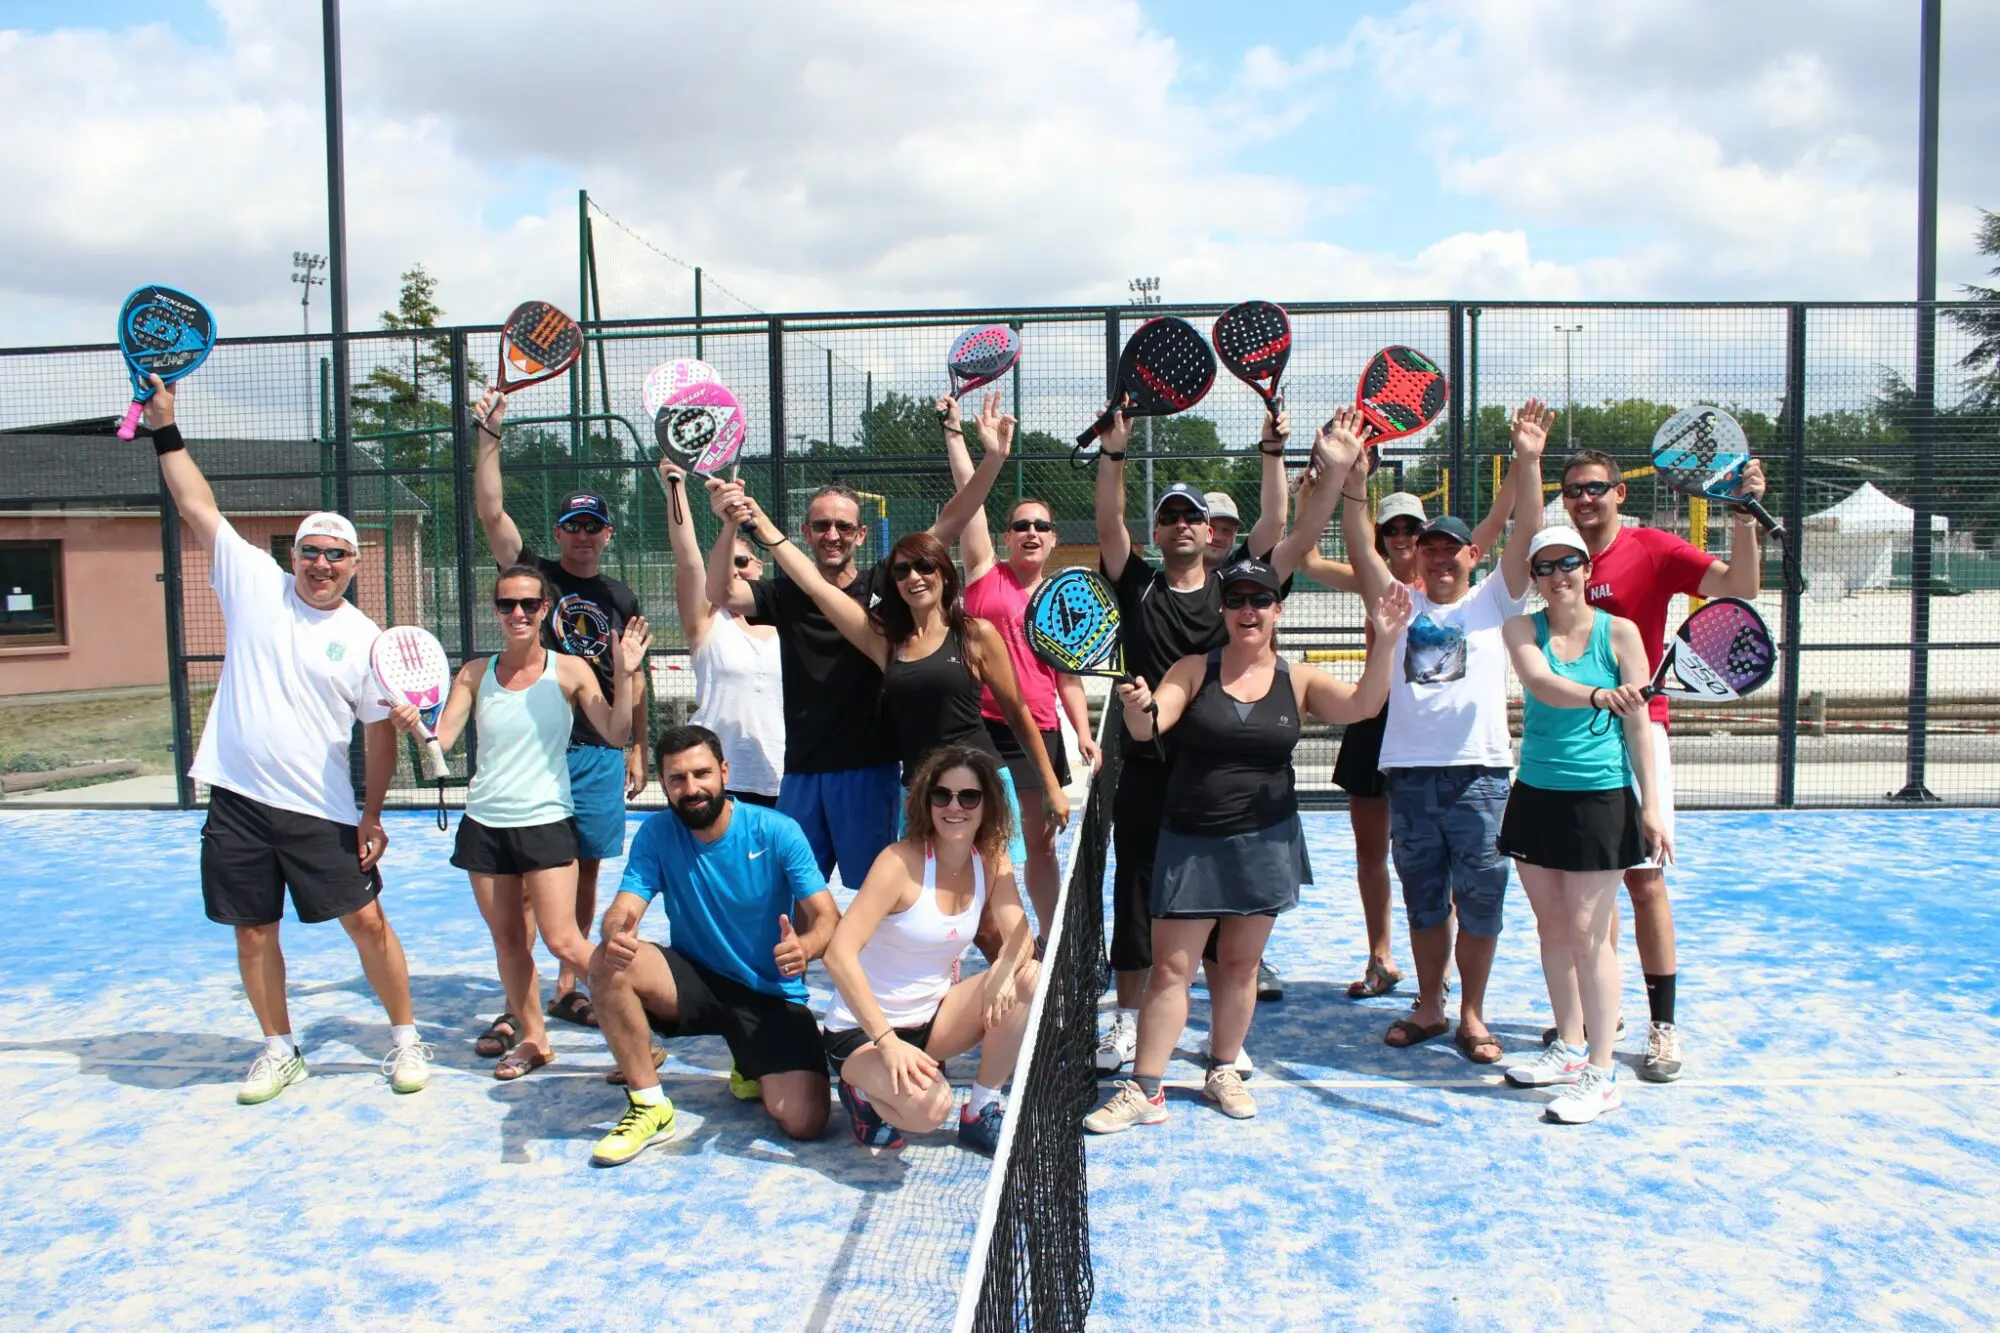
928, 396, 1013, 547
731, 493, 889, 668
941, 393, 997, 582
1299, 582, 1413, 723
1496, 400, 1551, 599
470, 386, 523, 567
1244, 410, 1291, 559
658, 456, 716, 648
1298, 551, 1364, 594
560, 617, 652, 746
1322, 410, 1393, 603
1698, 460, 1768, 600
1094, 413, 1137, 581
1272, 418, 1351, 580
142, 378, 224, 554
1470, 452, 1516, 553
703, 478, 760, 617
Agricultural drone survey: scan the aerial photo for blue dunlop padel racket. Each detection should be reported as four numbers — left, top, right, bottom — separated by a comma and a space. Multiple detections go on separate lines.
1650, 406, 1783, 534
1025, 567, 1161, 757
116, 285, 216, 440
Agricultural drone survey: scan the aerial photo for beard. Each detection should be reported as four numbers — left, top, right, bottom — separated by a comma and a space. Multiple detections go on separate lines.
673, 790, 726, 830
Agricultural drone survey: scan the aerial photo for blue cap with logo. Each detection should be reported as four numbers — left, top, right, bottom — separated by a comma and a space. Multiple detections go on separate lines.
557, 491, 612, 525
1419, 514, 1475, 546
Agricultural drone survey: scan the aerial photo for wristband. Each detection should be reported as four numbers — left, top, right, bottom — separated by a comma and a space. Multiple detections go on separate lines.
1259, 444, 1285, 457
1589, 687, 1604, 710
1102, 450, 1126, 462
151, 422, 185, 456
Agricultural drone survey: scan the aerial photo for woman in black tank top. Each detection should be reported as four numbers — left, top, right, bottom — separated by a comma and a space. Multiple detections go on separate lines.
727, 503, 1069, 833
1085, 558, 1412, 1132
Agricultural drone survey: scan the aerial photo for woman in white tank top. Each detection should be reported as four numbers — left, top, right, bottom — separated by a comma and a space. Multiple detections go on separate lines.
820, 744, 1040, 1155
387, 564, 650, 1079
658, 456, 784, 803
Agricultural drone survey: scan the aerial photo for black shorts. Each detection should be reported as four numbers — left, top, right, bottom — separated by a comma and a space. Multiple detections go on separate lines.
449, 815, 579, 876
1496, 781, 1646, 872
1110, 755, 1171, 973
648, 945, 828, 1080
200, 785, 382, 927
821, 1009, 940, 1076
1333, 708, 1389, 800
728, 790, 779, 809
985, 718, 1072, 790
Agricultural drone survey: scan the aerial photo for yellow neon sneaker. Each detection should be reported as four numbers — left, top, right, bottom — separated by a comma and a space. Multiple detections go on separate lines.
727, 1064, 762, 1101
591, 1094, 677, 1166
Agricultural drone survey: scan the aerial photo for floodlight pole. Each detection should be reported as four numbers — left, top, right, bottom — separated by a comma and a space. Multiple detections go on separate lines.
321, 0, 352, 528
1554, 323, 1583, 449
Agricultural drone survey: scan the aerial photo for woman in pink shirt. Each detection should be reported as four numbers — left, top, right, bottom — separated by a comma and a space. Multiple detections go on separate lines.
945, 390, 1100, 931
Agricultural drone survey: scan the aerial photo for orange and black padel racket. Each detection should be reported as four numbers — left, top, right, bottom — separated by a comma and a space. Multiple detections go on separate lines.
495, 301, 582, 395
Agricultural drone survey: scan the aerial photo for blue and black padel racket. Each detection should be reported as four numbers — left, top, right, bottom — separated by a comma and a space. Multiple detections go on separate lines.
1026, 566, 1160, 755
116, 285, 216, 440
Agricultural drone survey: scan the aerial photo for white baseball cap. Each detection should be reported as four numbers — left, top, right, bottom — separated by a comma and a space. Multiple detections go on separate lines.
296, 511, 359, 551
1203, 492, 1241, 523
1527, 526, 1590, 561
1375, 492, 1426, 528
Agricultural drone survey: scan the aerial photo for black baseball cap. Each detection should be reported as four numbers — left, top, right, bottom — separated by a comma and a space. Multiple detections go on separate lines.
1418, 515, 1474, 546
1218, 557, 1284, 598
557, 491, 612, 525
1152, 483, 1211, 523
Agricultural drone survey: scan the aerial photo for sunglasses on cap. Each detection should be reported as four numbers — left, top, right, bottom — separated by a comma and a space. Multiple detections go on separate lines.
1562, 480, 1616, 500
732, 554, 756, 569
927, 785, 985, 810
891, 557, 941, 581
296, 543, 354, 564
1008, 518, 1055, 533
808, 518, 862, 536
558, 517, 607, 534
1223, 590, 1279, 611
1531, 553, 1588, 577
494, 596, 546, 615
1155, 507, 1204, 528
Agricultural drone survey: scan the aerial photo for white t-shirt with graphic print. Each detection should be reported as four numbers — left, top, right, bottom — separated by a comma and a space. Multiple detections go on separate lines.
189, 519, 391, 825
1377, 572, 1529, 772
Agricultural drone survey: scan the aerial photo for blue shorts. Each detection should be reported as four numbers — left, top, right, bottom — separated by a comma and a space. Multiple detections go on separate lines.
778, 764, 901, 889
1384, 766, 1512, 939
898, 766, 1030, 873
567, 743, 629, 861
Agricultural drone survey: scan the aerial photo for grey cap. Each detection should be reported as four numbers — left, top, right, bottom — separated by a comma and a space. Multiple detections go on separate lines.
1375, 492, 1426, 528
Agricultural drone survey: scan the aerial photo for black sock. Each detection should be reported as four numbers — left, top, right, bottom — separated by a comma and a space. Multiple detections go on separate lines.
1134, 1073, 1162, 1098
1644, 972, 1677, 1026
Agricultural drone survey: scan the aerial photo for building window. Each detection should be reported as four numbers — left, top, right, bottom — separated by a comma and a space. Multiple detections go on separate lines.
0, 541, 64, 646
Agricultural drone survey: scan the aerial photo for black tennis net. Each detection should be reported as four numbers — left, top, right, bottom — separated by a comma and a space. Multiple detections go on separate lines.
953, 732, 1119, 1332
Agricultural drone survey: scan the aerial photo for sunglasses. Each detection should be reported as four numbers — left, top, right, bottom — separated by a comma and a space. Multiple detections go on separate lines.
891, 557, 941, 581
1531, 554, 1589, 577
1008, 519, 1055, 533
558, 518, 607, 534
808, 519, 862, 536
1378, 521, 1422, 538
927, 785, 985, 810
1156, 509, 1205, 528
1562, 480, 1615, 499
732, 554, 756, 569
296, 543, 354, 565
1223, 590, 1279, 610
494, 596, 546, 615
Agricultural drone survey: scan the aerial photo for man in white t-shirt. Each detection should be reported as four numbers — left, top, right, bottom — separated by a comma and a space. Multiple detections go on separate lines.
1344, 400, 1550, 1064
142, 375, 429, 1105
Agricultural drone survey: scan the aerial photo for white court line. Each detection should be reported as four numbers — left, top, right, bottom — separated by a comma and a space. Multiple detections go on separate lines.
0, 1051, 987, 1088
1163, 1074, 2000, 1091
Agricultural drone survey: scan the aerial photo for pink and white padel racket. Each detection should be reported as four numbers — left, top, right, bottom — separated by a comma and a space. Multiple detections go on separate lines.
371, 626, 452, 780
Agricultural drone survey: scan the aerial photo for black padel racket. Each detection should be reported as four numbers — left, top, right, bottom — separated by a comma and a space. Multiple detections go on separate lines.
495, 301, 582, 395
1648, 597, 1776, 702
1212, 300, 1291, 419
1025, 567, 1160, 756
1650, 406, 1782, 533
115, 285, 216, 440
939, 325, 1022, 421
1073, 316, 1216, 463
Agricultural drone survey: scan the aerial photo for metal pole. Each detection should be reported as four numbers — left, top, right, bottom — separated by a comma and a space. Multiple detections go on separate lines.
586, 212, 610, 434
158, 475, 196, 809
321, 0, 353, 529
573, 189, 587, 463
1011, 320, 1024, 503
449, 330, 479, 774
1448, 304, 1467, 516
1896, 0, 1942, 803
1778, 304, 1808, 808
768, 319, 788, 532
1467, 307, 1481, 513
826, 347, 835, 449
694, 267, 704, 362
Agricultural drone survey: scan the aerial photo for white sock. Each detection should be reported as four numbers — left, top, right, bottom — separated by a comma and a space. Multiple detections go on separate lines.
1117, 1007, 1138, 1025
264, 1033, 295, 1059
390, 1024, 418, 1050
967, 1083, 1002, 1116
628, 1084, 667, 1106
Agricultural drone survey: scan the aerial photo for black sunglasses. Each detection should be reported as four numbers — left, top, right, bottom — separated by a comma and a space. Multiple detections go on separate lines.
296, 543, 354, 564
927, 785, 985, 810
494, 596, 546, 615
733, 554, 755, 569
1009, 518, 1055, 533
1378, 521, 1422, 538
1155, 508, 1204, 528
1531, 554, 1589, 577
808, 518, 862, 536
1562, 480, 1615, 499
891, 557, 941, 580
558, 518, 607, 534
1223, 590, 1279, 610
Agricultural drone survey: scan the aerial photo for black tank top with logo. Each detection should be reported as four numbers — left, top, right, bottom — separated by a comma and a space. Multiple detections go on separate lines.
1163, 650, 1300, 836
881, 624, 1003, 784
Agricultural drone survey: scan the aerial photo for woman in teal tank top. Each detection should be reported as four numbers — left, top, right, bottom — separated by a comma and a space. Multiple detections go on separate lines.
386, 564, 651, 1079
1494, 529, 1669, 1126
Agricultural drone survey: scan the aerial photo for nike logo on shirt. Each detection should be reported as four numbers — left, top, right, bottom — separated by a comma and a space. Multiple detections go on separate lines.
748, 850, 766, 860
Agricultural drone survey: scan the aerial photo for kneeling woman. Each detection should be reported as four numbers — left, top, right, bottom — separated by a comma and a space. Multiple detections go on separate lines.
820, 745, 1040, 1156
389, 565, 649, 1079
1086, 559, 1412, 1132
1497, 528, 1670, 1125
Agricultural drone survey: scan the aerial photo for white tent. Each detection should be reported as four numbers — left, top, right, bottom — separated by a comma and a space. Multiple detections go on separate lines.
1802, 483, 1947, 593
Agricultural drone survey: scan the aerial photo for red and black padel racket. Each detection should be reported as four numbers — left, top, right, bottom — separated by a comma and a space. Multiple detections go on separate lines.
1311, 345, 1449, 480
1073, 316, 1216, 464
938, 324, 1022, 421
495, 301, 583, 396
1212, 300, 1291, 420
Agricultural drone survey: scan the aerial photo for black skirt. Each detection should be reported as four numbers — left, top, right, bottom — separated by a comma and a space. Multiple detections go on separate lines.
1496, 781, 1646, 872
1333, 707, 1388, 799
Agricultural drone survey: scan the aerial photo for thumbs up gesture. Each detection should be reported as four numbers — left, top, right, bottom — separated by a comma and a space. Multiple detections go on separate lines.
773, 912, 806, 978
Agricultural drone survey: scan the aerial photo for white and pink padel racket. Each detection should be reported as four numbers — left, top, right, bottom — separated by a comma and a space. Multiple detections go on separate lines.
371, 625, 452, 780
641, 358, 720, 421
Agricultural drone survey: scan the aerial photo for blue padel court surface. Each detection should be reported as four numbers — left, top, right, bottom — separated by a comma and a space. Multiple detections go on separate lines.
1086, 810, 2000, 1331
4, 808, 1999, 1330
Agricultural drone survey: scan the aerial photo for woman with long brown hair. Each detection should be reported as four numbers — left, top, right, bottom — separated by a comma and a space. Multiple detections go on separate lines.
820, 745, 1040, 1154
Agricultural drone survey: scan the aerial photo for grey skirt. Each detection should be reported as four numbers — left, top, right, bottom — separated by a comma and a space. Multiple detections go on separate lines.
1150, 813, 1312, 918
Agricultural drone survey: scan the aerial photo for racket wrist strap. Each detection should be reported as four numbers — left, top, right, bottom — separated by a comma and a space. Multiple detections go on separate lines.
1588, 687, 1604, 711
746, 526, 787, 551
1102, 450, 1126, 463
150, 422, 185, 456
1259, 444, 1285, 457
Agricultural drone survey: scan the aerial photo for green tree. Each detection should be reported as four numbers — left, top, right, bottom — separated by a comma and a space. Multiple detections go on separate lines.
1948, 209, 2000, 409
351, 264, 462, 471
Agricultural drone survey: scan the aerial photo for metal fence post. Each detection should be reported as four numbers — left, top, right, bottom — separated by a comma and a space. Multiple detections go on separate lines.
1447, 302, 1467, 517
769, 318, 789, 532
1777, 304, 1807, 807
449, 329, 478, 777
158, 475, 196, 809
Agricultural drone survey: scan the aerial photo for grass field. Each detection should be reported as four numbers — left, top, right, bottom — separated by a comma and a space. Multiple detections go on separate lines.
0, 688, 177, 783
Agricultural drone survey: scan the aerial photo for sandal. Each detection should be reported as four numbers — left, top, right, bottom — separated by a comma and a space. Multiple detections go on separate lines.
1455, 1028, 1504, 1065
604, 1044, 669, 1086
494, 1044, 553, 1080
1347, 959, 1404, 1000
1384, 1017, 1449, 1048
474, 1013, 521, 1059
547, 989, 597, 1028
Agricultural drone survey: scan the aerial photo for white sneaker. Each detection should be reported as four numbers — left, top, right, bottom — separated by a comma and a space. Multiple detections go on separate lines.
238, 1048, 307, 1105
1545, 1065, 1624, 1124
382, 1041, 433, 1094
1083, 1079, 1167, 1134
1093, 1012, 1137, 1074
1641, 1022, 1684, 1083
1197, 1038, 1255, 1079
1202, 1066, 1257, 1120
1505, 1041, 1588, 1089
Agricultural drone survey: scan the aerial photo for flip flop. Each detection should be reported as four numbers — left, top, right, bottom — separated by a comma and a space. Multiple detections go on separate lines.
547, 990, 597, 1028
1455, 1028, 1504, 1065
604, 1044, 670, 1086
1347, 959, 1404, 1000
1384, 1017, 1449, 1048
495, 1045, 553, 1080
474, 1013, 521, 1059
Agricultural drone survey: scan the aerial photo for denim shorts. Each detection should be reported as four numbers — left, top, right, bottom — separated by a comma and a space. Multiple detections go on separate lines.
1384, 766, 1512, 939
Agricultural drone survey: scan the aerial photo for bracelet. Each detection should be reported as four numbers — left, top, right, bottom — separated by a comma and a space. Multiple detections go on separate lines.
870, 1028, 895, 1046
1342, 488, 1367, 503
150, 422, 186, 456
944, 427, 964, 437
1259, 444, 1285, 457
1102, 450, 1126, 462
1589, 687, 1604, 710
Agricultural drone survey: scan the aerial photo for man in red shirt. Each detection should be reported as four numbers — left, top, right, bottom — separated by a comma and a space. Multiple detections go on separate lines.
1558, 449, 1769, 1082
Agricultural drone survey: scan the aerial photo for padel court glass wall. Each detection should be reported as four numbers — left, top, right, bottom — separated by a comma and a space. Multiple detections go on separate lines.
2, 301, 1996, 812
